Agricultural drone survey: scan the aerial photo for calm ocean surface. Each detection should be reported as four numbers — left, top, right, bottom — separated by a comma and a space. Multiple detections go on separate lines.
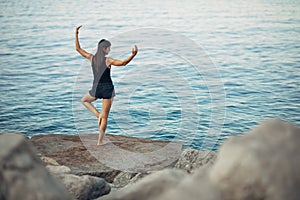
1, 0, 299, 150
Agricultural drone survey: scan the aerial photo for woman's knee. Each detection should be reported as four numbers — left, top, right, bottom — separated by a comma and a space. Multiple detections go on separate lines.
82, 92, 96, 104
81, 96, 87, 104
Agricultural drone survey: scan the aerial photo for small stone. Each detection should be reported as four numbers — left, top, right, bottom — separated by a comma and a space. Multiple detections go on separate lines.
46, 165, 72, 174
175, 148, 217, 173
40, 156, 60, 166
112, 171, 136, 189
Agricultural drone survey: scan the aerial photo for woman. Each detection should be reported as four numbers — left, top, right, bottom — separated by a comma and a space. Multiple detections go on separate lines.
75, 25, 138, 145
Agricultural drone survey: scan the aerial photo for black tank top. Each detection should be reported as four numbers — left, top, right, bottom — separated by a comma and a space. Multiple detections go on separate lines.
91, 57, 113, 85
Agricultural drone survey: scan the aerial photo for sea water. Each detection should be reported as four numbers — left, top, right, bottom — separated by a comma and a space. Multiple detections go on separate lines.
1, 0, 299, 150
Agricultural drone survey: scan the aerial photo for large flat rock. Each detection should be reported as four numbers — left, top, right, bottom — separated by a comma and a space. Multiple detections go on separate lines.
30, 134, 183, 181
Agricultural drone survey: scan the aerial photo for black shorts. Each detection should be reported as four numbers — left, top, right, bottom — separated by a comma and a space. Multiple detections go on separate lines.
89, 83, 115, 99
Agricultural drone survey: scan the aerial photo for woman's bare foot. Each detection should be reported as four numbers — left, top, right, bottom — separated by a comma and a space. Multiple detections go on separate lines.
97, 140, 111, 145
97, 137, 111, 146
97, 141, 106, 145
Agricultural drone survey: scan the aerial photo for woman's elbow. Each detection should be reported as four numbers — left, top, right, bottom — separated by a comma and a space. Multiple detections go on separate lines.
122, 61, 128, 66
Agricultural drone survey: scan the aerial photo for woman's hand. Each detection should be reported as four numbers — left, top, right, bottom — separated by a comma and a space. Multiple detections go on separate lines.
76, 25, 82, 34
132, 45, 138, 56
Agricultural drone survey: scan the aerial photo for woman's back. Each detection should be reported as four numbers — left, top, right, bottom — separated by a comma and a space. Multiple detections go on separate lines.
91, 56, 113, 84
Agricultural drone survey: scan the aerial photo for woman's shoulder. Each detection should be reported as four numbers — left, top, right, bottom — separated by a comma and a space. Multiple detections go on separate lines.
106, 57, 113, 61
105, 57, 113, 68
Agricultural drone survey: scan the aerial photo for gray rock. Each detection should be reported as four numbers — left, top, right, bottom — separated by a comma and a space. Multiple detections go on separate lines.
112, 171, 136, 189
210, 118, 300, 200
100, 168, 187, 200
126, 172, 150, 186
44, 158, 110, 200
112, 171, 150, 190
157, 166, 221, 200
54, 173, 111, 200
0, 133, 72, 200
175, 148, 217, 173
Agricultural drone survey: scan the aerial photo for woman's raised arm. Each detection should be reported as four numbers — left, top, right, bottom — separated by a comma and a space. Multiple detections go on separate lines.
108, 45, 138, 67
75, 25, 93, 63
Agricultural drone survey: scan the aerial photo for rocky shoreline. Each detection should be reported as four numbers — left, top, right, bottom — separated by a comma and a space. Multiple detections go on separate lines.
1, 118, 300, 200
30, 133, 216, 194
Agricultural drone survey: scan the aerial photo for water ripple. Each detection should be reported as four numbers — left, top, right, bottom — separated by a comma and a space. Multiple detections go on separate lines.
1, 0, 299, 150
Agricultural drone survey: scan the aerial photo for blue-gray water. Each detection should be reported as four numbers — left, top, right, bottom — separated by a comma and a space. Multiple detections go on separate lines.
1, 0, 299, 150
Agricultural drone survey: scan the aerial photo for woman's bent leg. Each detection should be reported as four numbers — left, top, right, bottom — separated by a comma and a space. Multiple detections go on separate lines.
81, 92, 100, 118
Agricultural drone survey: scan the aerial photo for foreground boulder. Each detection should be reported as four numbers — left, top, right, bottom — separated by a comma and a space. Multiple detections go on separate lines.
210, 118, 300, 200
46, 164, 111, 199
55, 173, 110, 200
0, 133, 72, 200
99, 168, 187, 200
157, 167, 221, 200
